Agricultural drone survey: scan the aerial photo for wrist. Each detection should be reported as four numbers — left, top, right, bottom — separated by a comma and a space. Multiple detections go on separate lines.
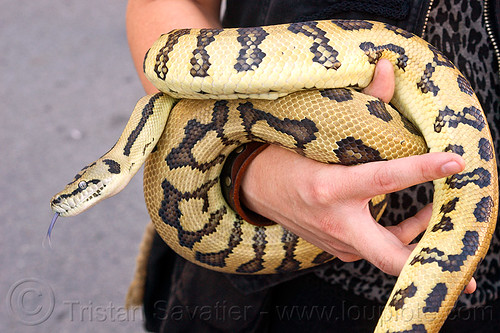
239, 145, 306, 222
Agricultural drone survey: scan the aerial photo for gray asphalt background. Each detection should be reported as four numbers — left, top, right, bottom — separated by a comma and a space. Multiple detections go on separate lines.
1, 1, 156, 331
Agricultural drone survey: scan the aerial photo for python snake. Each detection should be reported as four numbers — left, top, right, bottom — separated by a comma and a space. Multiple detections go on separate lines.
50, 20, 498, 332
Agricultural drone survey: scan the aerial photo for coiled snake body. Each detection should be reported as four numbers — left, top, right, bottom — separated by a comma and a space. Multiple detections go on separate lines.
51, 20, 498, 332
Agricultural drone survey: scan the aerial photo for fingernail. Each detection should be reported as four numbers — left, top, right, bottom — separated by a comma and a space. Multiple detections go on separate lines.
441, 161, 462, 174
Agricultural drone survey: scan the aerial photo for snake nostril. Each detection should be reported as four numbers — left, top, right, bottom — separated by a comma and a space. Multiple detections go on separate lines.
52, 196, 61, 205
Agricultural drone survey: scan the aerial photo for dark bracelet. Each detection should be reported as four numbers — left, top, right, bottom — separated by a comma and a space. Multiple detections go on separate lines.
220, 142, 276, 226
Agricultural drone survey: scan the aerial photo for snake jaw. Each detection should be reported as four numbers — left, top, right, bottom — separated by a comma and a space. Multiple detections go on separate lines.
50, 177, 112, 217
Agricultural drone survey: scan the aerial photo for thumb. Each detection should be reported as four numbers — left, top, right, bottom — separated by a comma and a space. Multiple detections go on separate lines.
362, 59, 395, 103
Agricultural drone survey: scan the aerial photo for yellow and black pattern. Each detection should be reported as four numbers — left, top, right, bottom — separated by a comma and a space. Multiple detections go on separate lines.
51, 20, 498, 332
189, 29, 222, 78
287, 21, 341, 70
234, 27, 268, 72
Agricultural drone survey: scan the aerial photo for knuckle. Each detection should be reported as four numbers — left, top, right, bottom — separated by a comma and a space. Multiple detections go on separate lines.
417, 162, 436, 182
305, 173, 337, 206
373, 255, 395, 275
388, 223, 405, 238
371, 166, 398, 193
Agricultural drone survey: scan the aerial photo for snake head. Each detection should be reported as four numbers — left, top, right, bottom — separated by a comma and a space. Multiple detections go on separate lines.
50, 158, 126, 217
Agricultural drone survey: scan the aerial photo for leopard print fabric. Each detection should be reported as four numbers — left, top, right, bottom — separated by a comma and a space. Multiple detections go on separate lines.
315, 0, 500, 309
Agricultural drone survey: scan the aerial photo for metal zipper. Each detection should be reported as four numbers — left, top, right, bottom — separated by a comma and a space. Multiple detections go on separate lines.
421, 0, 499, 79
484, 0, 500, 79
420, 0, 435, 38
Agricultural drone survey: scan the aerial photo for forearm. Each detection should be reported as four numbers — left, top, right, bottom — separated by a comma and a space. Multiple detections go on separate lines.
126, 0, 222, 93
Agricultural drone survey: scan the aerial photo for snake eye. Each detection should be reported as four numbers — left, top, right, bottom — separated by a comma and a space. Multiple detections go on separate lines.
78, 181, 88, 190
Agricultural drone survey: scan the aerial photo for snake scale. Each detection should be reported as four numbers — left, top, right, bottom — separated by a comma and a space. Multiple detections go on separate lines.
50, 20, 498, 332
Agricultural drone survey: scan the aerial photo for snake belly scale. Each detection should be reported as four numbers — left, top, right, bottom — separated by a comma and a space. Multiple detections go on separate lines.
50, 20, 498, 332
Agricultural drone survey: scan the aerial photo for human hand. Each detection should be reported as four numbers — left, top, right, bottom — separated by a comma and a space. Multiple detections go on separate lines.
239, 59, 476, 293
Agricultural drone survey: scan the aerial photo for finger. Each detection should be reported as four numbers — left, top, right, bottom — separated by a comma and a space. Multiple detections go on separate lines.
329, 249, 362, 263
407, 243, 418, 251
382, 204, 477, 294
344, 152, 465, 199
347, 213, 412, 275
386, 204, 433, 245
464, 278, 477, 294
362, 59, 395, 103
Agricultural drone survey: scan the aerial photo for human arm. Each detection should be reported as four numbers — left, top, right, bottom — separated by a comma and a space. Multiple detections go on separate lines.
126, 0, 222, 94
